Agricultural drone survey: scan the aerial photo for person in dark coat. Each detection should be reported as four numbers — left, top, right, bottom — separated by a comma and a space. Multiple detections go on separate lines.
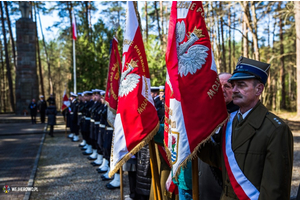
135, 144, 152, 200
198, 57, 293, 200
37, 95, 47, 123
47, 94, 56, 106
28, 99, 37, 124
46, 103, 57, 137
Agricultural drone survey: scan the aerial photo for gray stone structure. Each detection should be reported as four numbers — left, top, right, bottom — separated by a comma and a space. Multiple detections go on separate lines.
15, 2, 38, 115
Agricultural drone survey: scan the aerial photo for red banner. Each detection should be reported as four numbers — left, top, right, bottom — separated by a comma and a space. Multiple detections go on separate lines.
109, 2, 159, 178
61, 89, 70, 111
164, 1, 228, 178
105, 37, 121, 127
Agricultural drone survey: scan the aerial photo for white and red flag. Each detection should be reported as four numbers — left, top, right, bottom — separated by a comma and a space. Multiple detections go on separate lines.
164, 1, 228, 178
109, 1, 159, 177
61, 89, 70, 111
72, 9, 77, 40
105, 37, 121, 127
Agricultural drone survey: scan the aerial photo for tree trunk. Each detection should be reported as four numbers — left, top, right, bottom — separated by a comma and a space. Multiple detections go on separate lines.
34, 3, 45, 97
145, 1, 148, 42
1, 2, 14, 112
279, 2, 286, 109
37, 7, 52, 95
242, 1, 249, 58
233, 10, 236, 68
228, 8, 231, 73
220, 2, 227, 72
4, 2, 16, 72
154, 1, 163, 44
295, 1, 300, 116
0, 40, 6, 112
160, 1, 165, 49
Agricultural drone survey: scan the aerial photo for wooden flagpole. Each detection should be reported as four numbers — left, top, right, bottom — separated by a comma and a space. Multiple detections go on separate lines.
120, 167, 124, 200
132, 2, 162, 199
192, 157, 199, 200
149, 139, 162, 200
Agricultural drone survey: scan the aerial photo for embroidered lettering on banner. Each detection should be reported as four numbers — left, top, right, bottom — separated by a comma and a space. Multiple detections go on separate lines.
207, 77, 221, 99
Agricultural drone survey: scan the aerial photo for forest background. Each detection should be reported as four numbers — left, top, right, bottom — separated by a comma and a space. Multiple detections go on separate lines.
0, 1, 300, 116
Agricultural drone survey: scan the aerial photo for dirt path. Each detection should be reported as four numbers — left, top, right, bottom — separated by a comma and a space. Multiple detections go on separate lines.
30, 133, 129, 200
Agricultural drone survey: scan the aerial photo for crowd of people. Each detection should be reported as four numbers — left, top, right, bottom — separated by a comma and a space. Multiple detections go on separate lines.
29, 57, 294, 200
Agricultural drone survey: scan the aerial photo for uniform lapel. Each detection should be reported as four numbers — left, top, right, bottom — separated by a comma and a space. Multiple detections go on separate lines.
231, 102, 267, 151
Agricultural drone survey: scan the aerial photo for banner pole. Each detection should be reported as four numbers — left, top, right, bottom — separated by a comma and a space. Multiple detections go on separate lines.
120, 167, 124, 200
192, 157, 199, 200
149, 139, 162, 200
73, 39, 76, 94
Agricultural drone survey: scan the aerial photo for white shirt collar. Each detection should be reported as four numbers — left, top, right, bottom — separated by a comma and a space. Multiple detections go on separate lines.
238, 108, 253, 120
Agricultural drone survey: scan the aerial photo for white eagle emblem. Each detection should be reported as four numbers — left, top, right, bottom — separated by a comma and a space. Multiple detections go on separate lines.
119, 59, 140, 97
176, 21, 209, 77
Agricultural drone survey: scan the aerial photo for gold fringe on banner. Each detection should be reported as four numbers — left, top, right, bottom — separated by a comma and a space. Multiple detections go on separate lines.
108, 122, 160, 178
164, 114, 229, 181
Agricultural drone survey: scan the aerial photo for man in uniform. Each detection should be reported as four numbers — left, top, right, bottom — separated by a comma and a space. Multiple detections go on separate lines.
157, 85, 165, 123
97, 92, 110, 175
81, 91, 94, 155
68, 92, 80, 142
77, 93, 86, 147
87, 89, 102, 160
37, 95, 47, 124
91, 90, 105, 167
198, 57, 293, 199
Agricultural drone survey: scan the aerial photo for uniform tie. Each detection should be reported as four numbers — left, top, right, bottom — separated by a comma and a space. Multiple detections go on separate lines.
237, 113, 243, 124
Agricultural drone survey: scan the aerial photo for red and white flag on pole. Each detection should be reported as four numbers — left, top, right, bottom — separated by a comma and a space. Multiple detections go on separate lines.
105, 37, 121, 127
109, 1, 159, 177
72, 9, 77, 40
61, 89, 70, 111
164, 1, 228, 178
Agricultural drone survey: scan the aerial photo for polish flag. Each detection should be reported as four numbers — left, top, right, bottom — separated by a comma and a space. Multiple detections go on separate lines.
109, 1, 159, 178
61, 89, 70, 111
72, 10, 77, 40
105, 37, 121, 127
164, 1, 228, 178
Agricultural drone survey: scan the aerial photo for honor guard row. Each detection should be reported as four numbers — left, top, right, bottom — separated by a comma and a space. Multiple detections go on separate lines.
65, 89, 120, 190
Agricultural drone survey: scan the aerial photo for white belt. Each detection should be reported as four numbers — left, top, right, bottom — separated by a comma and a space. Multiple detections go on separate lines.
100, 124, 105, 128
90, 119, 95, 122
95, 121, 100, 125
106, 127, 113, 130
78, 112, 82, 115
85, 117, 91, 120
70, 112, 73, 114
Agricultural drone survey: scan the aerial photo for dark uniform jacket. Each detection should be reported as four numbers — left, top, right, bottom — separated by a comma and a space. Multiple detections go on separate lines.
70, 99, 79, 131
82, 100, 94, 132
78, 101, 85, 126
199, 101, 293, 200
46, 106, 57, 125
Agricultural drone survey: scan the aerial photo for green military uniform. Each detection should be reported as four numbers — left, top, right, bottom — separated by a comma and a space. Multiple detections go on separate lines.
199, 101, 293, 199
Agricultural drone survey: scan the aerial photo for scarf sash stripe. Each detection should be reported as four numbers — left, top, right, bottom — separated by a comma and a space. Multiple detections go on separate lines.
223, 111, 260, 200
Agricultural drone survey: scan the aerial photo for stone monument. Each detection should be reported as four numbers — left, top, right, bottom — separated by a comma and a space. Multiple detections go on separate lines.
15, 2, 39, 115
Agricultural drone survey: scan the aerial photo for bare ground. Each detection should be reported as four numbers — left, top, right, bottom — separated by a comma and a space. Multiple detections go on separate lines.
30, 133, 129, 200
